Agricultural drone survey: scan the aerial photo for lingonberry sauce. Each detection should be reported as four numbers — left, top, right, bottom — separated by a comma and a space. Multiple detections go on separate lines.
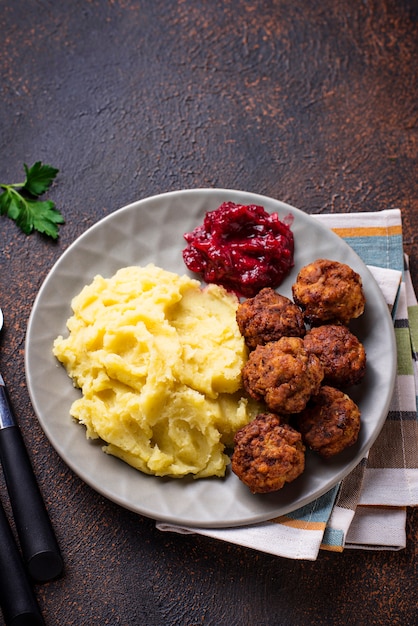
182, 202, 294, 298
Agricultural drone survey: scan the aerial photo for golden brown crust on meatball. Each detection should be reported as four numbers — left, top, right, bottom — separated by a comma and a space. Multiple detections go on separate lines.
236, 288, 306, 350
231, 413, 305, 493
292, 259, 366, 326
242, 336, 324, 414
296, 386, 361, 458
303, 324, 366, 387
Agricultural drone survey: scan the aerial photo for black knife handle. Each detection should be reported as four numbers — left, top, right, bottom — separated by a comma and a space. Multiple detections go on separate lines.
0, 424, 63, 583
0, 497, 45, 625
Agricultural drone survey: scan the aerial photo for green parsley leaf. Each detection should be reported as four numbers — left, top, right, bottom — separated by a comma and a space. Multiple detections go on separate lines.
0, 188, 21, 220
0, 161, 63, 239
22, 161, 59, 196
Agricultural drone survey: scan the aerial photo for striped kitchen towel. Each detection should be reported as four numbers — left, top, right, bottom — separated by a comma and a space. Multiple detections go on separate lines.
157, 209, 418, 559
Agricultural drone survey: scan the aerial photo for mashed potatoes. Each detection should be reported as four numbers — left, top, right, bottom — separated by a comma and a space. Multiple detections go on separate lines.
53, 264, 257, 478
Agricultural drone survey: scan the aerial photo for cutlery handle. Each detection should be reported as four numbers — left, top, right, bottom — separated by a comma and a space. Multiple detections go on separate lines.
0, 426, 64, 583
0, 498, 45, 625
0, 380, 63, 583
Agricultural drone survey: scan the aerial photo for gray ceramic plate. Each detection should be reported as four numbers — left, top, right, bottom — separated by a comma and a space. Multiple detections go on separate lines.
25, 189, 396, 528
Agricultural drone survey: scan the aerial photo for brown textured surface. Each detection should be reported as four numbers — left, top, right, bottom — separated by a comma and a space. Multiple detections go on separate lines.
0, 1, 417, 624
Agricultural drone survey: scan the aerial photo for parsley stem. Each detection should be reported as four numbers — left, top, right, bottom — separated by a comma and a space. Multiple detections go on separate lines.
0, 183, 25, 191
1, 186, 22, 197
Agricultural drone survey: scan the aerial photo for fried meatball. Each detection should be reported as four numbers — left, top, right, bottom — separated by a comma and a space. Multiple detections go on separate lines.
303, 324, 366, 387
292, 258, 365, 326
236, 287, 306, 350
296, 386, 361, 458
231, 413, 305, 493
242, 336, 324, 414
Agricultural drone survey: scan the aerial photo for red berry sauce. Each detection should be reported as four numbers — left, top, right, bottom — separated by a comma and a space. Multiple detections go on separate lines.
182, 202, 294, 298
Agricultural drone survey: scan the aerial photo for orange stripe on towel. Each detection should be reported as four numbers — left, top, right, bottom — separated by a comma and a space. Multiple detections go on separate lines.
320, 543, 344, 553
270, 516, 326, 531
331, 225, 402, 238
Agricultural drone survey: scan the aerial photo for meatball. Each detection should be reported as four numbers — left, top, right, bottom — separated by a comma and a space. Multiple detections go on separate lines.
242, 336, 324, 414
292, 258, 365, 326
236, 287, 306, 350
231, 413, 305, 493
296, 386, 361, 458
303, 324, 366, 387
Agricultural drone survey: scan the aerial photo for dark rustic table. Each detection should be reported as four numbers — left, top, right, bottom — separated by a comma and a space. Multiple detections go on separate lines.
1, 2, 417, 625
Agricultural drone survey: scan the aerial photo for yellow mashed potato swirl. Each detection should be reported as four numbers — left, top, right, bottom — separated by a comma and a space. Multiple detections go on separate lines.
53, 264, 257, 478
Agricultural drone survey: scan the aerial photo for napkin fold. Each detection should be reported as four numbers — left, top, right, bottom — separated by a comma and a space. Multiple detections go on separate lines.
157, 209, 418, 559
